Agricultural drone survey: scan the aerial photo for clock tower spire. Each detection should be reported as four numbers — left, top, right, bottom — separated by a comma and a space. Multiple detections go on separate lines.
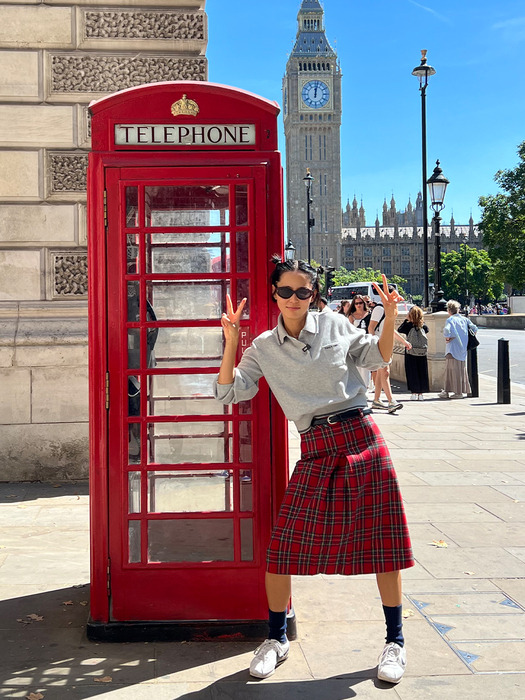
283, 0, 342, 266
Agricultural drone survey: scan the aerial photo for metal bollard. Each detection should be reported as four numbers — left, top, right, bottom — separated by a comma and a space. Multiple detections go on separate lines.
497, 338, 511, 404
467, 347, 479, 398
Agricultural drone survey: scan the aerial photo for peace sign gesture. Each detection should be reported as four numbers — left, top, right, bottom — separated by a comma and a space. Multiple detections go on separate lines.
372, 274, 404, 319
221, 294, 247, 345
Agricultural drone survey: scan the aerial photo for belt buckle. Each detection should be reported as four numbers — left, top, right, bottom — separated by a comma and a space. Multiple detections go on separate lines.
327, 413, 338, 425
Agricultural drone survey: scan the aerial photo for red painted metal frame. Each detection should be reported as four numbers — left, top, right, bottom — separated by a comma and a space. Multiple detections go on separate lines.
88, 82, 286, 626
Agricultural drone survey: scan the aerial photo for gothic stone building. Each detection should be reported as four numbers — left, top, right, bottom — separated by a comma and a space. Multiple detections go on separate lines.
0, 0, 207, 479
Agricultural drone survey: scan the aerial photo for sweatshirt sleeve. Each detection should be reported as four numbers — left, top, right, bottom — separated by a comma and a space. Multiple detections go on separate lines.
345, 321, 388, 370
213, 343, 264, 405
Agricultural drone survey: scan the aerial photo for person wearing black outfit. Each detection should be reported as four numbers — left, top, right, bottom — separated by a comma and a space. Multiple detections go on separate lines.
398, 306, 429, 400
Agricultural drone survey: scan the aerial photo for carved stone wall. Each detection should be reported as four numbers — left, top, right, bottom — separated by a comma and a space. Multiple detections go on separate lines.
53, 253, 88, 298
48, 153, 88, 195
50, 54, 207, 95
83, 10, 205, 40
0, 1, 208, 479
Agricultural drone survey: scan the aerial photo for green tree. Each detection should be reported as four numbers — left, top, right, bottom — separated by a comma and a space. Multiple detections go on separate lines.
478, 141, 525, 290
331, 267, 407, 298
434, 245, 503, 304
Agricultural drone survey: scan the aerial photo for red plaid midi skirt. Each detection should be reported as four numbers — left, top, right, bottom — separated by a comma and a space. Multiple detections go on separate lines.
266, 411, 414, 576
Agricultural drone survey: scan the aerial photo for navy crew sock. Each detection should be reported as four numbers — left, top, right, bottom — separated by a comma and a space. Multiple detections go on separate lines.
382, 604, 404, 647
268, 608, 287, 644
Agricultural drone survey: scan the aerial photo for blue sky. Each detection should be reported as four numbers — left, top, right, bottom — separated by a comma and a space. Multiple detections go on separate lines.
206, 0, 525, 226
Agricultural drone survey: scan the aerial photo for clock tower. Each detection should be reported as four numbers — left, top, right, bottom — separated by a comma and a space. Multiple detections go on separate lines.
283, 0, 342, 266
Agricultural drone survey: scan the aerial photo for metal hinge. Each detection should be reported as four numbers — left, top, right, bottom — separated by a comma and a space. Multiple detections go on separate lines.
103, 190, 108, 228
106, 557, 111, 596
105, 372, 110, 409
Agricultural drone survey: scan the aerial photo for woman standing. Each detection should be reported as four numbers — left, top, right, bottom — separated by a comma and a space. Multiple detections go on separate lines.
215, 258, 414, 684
439, 300, 478, 399
398, 306, 430, 400
348, 295, 372, 387
348, 295, 371, 331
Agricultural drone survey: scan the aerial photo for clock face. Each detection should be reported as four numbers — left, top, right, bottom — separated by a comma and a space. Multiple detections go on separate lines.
301, 80, 330, 108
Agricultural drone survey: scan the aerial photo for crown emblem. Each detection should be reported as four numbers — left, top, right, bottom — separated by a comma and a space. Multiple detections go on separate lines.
171, 94, 200, 117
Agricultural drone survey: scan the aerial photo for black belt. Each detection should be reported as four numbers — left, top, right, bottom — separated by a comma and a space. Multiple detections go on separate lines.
310, 407, 372, 429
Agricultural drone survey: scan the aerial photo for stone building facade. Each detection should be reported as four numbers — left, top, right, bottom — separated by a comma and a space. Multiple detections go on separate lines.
342, 216, 481, 297
0, 0, 207, 480
283, 0, 342, 267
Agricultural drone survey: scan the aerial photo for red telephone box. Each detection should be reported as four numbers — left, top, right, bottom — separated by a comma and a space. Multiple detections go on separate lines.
87, 82, 290, 641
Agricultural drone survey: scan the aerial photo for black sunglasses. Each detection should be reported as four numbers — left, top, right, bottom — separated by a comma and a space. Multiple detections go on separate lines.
275, 286, 315, 300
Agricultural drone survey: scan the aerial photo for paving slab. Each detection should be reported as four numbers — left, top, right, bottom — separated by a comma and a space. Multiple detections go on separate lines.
411, 545, 525, 579
406, 591, 523, 616
411, 471, 523, 486
298, 619, 467, 679
454, 640, 525, 672
452, 459, 525, 472
400, 485, 511, 503
433, 521, 525, 548
430, 613, 525, 641
395, 675, 525, 700
479, 500, 525, 521
491, 578, 525, 607
404, 503, 503, 523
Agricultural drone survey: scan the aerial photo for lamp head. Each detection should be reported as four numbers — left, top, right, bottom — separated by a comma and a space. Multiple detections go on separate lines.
412, 49, 436, 88
427, 160, 450, 213
284, 240, 296, 261
303, 168, 314, 187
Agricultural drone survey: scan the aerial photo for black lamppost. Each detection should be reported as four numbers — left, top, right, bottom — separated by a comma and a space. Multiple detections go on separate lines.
463, 237, 469, 314
412, 50, 436, 309
284, 240, 296, 261
427, 160, 450, 312
303, 169, 315, 263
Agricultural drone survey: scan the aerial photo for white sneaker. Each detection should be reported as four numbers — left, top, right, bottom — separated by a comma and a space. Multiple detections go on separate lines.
410, 394, 418, 400
377, 642, 407, 684
438, 390, 449, 399
387, 401, 403, 414
417, 394, 424, 401
249, 637, 290, 678
372, 400, 388, 410
450, 393, 464, 399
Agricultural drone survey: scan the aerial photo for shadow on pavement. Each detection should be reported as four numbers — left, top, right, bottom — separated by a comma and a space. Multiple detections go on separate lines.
0, 585, 385, 698
0, 481, 89, 504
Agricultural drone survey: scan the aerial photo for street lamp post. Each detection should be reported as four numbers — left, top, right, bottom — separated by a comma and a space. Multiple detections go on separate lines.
412, 50, 436, 309
303, 169, 314, 264
427, 160, 450, 312
463, 239, 469, 314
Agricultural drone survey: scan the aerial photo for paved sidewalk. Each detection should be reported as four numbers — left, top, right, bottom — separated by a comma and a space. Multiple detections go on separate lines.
1, 377, 525, 699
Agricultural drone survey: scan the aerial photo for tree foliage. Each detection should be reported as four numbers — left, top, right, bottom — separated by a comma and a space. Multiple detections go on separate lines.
433, 245, 503, 304
331, 267, 407, 298
478, 141, 525, 290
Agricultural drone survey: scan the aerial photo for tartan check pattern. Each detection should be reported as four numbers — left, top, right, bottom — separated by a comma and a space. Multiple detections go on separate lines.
267, 413, 414, 575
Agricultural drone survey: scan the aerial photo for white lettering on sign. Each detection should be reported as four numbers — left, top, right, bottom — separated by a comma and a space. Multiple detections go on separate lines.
114, 124, 256, 146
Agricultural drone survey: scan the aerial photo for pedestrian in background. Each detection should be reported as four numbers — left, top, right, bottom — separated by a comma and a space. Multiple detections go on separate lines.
369, 292, 411, 413
398, 306, 429, 400
338, 299, 351, 317
215, 260, 413, 684
439, 300, 478, 399
316, 296, 331, 313
348, 295, 372, 387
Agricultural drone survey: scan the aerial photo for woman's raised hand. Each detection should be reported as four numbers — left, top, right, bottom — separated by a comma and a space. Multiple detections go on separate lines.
221, 294, 247, 344
372, 274, 404, 318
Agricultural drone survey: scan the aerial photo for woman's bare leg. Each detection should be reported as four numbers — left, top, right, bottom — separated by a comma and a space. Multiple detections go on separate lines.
376, 570, 402, 606
265, 572, 292, 612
